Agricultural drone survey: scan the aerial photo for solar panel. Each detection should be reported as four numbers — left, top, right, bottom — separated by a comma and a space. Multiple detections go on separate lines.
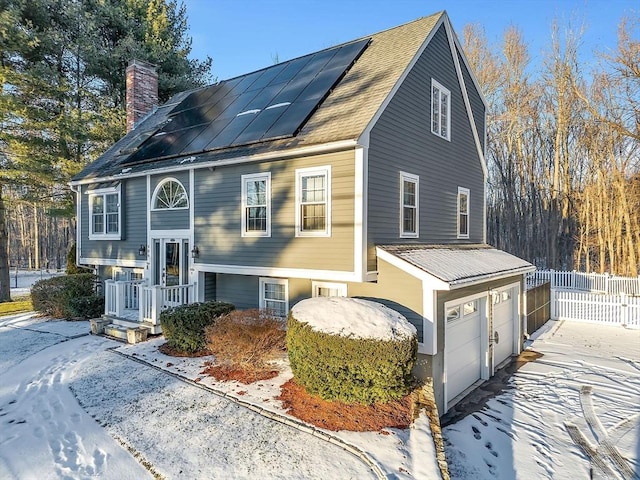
125, 37, 370, 165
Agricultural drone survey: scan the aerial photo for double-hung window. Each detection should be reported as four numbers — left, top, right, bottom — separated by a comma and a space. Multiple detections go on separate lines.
457, 187, 469, 238
295, 166, 331, 237
241, 173, 271, 237
88, 184, 121, 240
400, 172, 419, 238
431, 79, 451, 141
259, 278, 288, 317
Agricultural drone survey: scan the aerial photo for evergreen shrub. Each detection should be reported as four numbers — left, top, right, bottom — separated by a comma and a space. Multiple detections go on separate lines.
160, 301, 235, 354
31, 273, 103, 319
287, 308, 417, 405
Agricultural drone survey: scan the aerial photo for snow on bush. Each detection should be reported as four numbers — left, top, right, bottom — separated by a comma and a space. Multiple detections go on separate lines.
287, 297, 418, 404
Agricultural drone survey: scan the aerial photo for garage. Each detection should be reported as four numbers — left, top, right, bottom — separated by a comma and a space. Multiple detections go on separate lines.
445, 297, 484, 404
492, 285, 518, 367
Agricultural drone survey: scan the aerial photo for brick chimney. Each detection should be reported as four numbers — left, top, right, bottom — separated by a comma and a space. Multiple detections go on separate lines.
126, 59, 158, 132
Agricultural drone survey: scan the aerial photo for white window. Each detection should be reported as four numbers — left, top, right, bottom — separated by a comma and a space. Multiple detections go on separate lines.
431, 79, 451, 141
446, 306, 460, 322
241, 173, 271, 237
88, 185, 121, 240
295, 166, 331, 237
457, 187, 469, 238
463, 300, 478, 316
312, 282, 347, 298
259, 278, 289, 317
152, 178, 188, 210
400, 172, 419, 238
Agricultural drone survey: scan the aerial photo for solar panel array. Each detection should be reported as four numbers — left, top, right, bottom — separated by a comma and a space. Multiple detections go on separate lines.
125, 38, 370, 165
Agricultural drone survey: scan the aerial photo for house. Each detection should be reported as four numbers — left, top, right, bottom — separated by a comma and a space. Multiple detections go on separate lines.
70, 11, 534, 414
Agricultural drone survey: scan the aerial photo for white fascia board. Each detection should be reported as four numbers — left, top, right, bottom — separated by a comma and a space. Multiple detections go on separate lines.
443, 17, 488, 179
375, 247, 451, 290
358, 15, 446, 143
195, 263, 361, 283
69, 140, 359, 187
79, 258, 147, 268
448, 267, 535, 290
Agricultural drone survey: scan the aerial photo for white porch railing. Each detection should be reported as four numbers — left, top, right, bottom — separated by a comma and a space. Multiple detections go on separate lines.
140, 283, 197, 325
527, 270, 640, 295
552, 290, 640, 327
104, 279, 147, 318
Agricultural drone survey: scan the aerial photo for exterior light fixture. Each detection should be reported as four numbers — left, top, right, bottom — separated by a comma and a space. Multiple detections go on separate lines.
138, 244, 147, 256
191, 246, 200, 259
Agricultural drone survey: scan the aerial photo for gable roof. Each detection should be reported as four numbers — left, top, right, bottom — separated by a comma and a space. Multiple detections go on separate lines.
73, 11, 462, 183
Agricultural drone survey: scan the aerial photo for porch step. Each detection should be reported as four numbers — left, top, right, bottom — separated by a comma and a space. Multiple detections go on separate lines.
103, 323, 150, 344
102, 315, 162, 335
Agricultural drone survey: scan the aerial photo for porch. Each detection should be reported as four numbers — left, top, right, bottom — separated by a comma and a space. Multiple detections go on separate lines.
103, 279, 197, 336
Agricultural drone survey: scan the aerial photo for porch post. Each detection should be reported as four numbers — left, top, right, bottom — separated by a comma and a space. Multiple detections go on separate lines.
115, 281, 126, 317
152, 285, 163, 326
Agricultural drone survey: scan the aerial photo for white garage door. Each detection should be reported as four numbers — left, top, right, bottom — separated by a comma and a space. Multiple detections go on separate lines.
445, 299, 482, 404
493, 287, 516, 367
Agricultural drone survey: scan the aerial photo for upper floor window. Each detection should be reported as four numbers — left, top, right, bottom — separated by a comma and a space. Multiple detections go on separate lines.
458, 187, 470, 238
88, 184, 121, 240
152, 178, 188, 210
431, 79, 450, 141
259, 278, 289, 317
241, 173, 271, 237
400, 172, 419, 238
296, 166, 331, 237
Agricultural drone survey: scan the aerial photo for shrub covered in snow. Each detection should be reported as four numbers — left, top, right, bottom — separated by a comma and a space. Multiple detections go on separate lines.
205, 309, 286, 369
31, 273, 104, 319
287, 297, 417, 404
160, 301, 235, 354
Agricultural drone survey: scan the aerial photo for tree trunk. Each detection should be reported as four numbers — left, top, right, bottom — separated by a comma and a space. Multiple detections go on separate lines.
0, 184, 12, 302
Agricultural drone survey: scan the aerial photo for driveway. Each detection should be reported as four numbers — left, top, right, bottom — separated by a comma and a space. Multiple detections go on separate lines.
0, 314, 377, 479
442, 319, 640, 479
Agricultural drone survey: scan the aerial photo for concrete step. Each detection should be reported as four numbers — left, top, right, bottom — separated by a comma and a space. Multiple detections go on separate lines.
104, 324, 128, 341
103, 315, 162, 335
103, 323, 151, 344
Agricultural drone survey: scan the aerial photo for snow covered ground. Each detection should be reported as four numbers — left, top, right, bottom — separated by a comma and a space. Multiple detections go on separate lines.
444, 320, 640, 479
7, 269, 65, 296
0, 312, 439, 479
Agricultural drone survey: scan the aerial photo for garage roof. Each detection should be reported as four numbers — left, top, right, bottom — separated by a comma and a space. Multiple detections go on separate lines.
377, 244, 535, 288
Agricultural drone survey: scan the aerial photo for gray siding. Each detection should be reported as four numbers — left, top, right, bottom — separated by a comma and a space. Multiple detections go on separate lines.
216, 274, 258, 309
194, 150, 355, 271
80, 177, 147, 262
367, 24, 486, 271
457, 48, 486, 153
150, 172, 190, 230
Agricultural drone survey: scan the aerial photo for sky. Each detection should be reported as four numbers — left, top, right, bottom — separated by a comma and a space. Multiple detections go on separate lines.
182, 0, 637, 82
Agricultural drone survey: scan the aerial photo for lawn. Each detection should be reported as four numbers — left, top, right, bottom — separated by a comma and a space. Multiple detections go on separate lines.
0, 295, 32, 316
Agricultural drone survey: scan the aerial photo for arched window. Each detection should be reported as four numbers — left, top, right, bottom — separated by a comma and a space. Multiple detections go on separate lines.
152, 178, 188, 209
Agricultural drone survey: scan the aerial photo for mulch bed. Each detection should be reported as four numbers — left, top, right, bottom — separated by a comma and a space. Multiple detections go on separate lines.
276, 379, 414, 432
200, 362, 280, 384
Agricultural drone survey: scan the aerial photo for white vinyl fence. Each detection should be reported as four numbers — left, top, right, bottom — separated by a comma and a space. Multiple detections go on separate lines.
527, 270, 640, 327
527, 270, 640, 296
552, 290, 640, 327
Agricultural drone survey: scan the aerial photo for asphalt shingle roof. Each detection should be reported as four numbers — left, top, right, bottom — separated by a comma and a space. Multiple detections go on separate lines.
73, 12, 444, 182
379, 244, 535, 286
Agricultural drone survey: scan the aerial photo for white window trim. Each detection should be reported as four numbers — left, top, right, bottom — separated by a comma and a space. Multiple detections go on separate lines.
312, 281, 347, 298
88, 185, 121, 240
431, 79, 451, 141
241, 172, 271, 237
295, 165, 331, 237
151, 177, 189, 211
259, 277, 289, 317
399, 171, 419, 238
457, 186, 470, 239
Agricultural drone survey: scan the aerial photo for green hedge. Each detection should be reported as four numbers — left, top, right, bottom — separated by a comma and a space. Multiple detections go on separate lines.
31, 273, 104, 319
287, 314, 417, 404
160, 301, 235, 354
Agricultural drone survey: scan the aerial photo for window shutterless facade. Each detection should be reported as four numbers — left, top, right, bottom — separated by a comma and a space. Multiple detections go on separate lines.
457, 187, 469, 238
400, 172, 419, 238
295, 166, 331, 237
259, 278, 289, 317
431, 79, 451, 141
241, 172, 271, 237
88, 185, 121, 240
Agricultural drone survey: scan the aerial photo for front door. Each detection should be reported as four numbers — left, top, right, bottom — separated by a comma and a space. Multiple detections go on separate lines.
153, 238, 189, 287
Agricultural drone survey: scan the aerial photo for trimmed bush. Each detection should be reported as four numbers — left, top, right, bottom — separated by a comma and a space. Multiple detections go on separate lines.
31, 273, 103, 319
205, 309, 286, 369
160, 301, 235, 354
287, 298, 417, 404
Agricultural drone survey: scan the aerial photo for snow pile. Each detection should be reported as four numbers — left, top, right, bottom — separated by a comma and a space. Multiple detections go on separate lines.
290, 297, 416, 340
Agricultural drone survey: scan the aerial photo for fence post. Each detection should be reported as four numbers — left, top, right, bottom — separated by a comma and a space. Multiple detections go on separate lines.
550, 289, 557, 320
621, 293, 629, 326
